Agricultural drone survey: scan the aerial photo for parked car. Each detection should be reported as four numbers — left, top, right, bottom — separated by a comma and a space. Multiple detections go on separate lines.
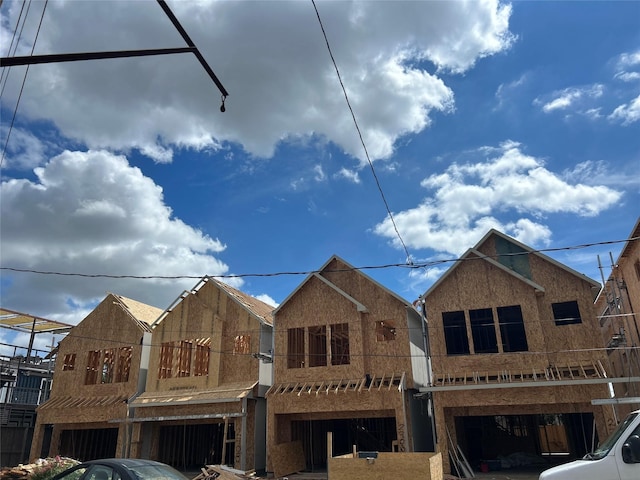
539, 409, 640, 480
48, 458, 189, 480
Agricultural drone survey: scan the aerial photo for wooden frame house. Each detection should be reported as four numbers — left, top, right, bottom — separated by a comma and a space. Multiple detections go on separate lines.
595, 217, 640, 419
266, 255, 432, 476
418, 229, 617, 474
30, 294, 161, 461
128, 277, 274, 473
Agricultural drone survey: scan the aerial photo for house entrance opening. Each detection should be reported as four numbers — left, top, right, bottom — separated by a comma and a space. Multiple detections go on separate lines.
158, 422, 233, 471
458, 413, 596, 471
59, 428, 118, 460
291, 417, 396, 471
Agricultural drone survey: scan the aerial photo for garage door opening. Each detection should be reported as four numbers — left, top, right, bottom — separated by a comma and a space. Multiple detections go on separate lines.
291, 417, 397, 472
457, 413, 596, 471
59, 428, 118, 461
158, 422, 233, 471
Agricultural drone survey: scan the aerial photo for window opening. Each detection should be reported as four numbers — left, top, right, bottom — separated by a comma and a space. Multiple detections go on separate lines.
101, 349, 115, 383
158, 342, 174, 379
177, 341, 192, 377
85, 350, 101, 385
497, 305, 528, 352
308, 326, 327, 367
330, 323, 350, 365
376, 321, 396, 342
287, 327, 305, 368
442, 311, 470, 355
233, 335, 250, 355
62, 353, 76, 371
552, 301, 582, 326
194, 338, 210, 376
116, 346, 132, 382
470, 308, 498, 353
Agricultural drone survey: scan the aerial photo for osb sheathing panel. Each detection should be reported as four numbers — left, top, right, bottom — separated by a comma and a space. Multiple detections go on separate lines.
328, 452, 442, 480
274, 268, 415, 387
49, 294, 148, 399
268, 389, 404, 416
426, 251, 608, 378
433, 382, 611, 409
270, 440, 306, 478
36, 402, 127, 425
146, 281, 260, 393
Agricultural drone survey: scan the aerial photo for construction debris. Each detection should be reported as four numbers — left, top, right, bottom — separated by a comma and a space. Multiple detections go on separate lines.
191, 464, 258, 480
0, 457, 80, 479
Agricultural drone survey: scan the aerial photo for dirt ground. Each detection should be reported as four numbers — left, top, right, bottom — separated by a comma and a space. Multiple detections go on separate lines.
460, 468, 544, 480
469, 469, 543, 480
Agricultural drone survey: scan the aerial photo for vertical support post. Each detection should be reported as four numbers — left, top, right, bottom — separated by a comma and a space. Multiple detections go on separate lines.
221, 416, 229, 465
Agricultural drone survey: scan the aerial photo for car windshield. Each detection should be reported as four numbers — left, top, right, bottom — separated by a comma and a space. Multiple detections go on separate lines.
127, 464, 189, 480
586, 412, 639, 460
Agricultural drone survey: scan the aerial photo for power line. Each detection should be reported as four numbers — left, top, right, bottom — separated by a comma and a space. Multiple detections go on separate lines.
0, 236, 636, 280
310, 0, 412, 264
1, 0, 49, 168
46, 329, 640, 360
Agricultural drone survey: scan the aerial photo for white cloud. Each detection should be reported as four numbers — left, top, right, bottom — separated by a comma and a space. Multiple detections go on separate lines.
536, 84, 604, 113
313, 165, 326, 182
608, 95, 640, 125
614, 50, 640, 82
618, 51, 640, 67
0, 126, 50, 170
0, 0, 513, 164
334, 167, 361, 184
614, 72, 640, 82
0, 150, 236, 321
373, 142, 622, 255
254, 294, 278, 308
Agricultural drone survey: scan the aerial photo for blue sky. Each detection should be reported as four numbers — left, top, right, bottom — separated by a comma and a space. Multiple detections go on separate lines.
1, 0, 639, 351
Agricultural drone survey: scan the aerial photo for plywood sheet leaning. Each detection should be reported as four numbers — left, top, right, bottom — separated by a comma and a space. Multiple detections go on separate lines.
270, 441, 306, 479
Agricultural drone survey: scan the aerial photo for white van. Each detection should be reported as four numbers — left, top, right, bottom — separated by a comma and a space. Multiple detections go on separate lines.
539, 409, 640, 480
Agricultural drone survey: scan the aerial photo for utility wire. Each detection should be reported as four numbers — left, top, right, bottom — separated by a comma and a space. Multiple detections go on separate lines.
0, 236, 636, 280
0, 0, 28, 94
310, 0, 412, 264
1, 0, 49, 168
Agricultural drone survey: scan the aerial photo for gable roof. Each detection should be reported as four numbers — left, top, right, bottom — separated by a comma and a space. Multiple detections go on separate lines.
424, 248, 546, 298
110, 294, 160, 332
152, 277, 273, 327
423, 229, 599, 298
274, 254, 413, 315
211, 277, 274, 326
479, 229, 600, 287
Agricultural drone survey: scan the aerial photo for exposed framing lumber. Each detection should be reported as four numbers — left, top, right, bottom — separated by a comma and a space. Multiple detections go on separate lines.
418, 376, 640, 393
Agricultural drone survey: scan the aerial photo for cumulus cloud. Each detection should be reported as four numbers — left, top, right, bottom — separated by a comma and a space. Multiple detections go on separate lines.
609, 94, 640, 125
0, 150, 236, 321
614, 50, 640, 82
535, 84, 604, 113
255, 294, 278, 308
0, 0, 512, 164
373, 142, 622, 255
